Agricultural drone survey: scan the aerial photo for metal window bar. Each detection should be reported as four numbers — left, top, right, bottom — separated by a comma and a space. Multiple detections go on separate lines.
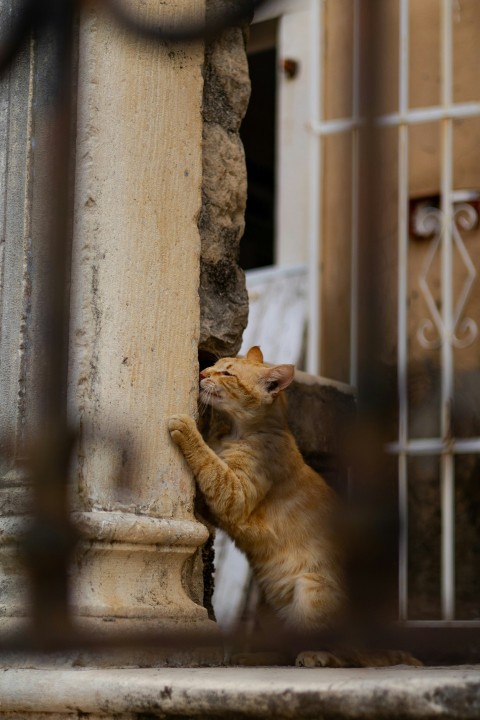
306, 0, 323, 375
439, 0, 455, 623
0, 0, 270, 654
397, 0, 410, 624
349, 0, 360, 388
311, 101, 480, 134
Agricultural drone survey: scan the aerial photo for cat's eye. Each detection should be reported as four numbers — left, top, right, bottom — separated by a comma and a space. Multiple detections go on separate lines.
220, 370, 233, 377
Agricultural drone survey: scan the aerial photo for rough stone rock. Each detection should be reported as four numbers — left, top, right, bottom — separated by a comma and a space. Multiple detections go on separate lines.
199, 0, 251, 358
199, 256, 249, 359
287, 373, 356, 467
201, 124, 247, 259
203, 28, 251, 131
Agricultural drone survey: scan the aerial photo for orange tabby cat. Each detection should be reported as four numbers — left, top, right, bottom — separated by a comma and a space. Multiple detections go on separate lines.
168, 346, 419, 667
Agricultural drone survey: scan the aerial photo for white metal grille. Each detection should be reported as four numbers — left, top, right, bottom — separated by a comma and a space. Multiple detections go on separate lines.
310, 0, 480, 624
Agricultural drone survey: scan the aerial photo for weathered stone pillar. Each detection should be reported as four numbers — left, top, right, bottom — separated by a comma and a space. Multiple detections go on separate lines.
67, 1, 219, 659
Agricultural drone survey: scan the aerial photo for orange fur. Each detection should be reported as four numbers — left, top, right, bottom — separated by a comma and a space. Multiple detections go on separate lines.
168, 347, 346, 632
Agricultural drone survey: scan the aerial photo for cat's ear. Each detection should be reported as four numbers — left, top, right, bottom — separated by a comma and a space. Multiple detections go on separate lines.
247, 346, 264, 364
262, 364, 295, 395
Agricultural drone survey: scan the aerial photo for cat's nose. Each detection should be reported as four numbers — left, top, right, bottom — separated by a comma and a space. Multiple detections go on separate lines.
199, 371, 207, 381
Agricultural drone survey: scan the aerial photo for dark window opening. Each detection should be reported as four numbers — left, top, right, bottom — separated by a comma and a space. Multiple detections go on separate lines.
239, 24, 277, 271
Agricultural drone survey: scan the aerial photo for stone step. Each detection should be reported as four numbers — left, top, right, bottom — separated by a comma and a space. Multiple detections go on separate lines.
1, 665, 479, 719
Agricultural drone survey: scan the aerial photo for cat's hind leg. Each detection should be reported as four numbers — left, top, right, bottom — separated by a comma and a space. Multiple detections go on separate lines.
276, 573, 347, 667
289, 576, 422, 667
285, 573, 352, 668
295, 651, 347, 668
285, 572, 345, 631
296, 649, 423, 668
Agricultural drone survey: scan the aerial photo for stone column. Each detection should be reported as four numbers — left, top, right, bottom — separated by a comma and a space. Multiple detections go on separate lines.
68, 1, 219, 660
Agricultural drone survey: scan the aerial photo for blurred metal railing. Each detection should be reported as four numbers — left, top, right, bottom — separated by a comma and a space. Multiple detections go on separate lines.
0, 0, 264, 655
1, 0, 480, 665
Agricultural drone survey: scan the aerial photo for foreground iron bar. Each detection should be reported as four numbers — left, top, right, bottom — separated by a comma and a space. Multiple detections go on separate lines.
0, 0, 479, 667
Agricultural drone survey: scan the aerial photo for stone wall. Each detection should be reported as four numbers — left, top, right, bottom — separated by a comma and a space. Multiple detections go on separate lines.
199, 0, 251, 360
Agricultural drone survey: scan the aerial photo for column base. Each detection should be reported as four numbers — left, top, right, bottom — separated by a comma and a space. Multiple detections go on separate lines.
0, 511, 224, 666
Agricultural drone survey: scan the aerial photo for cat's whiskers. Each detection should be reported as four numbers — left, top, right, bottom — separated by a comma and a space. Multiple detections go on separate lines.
198, 392, 210, 412
199, 385, 218, 410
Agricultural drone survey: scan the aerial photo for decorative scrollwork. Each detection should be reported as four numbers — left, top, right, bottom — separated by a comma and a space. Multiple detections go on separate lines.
451, 203, 478, 347
455, 202, 478, 232
417, 318, 442, 350
453, 317, 478, 348
415, 201, 478, 351
416, 206, 444, 349
413, 204, 442, 238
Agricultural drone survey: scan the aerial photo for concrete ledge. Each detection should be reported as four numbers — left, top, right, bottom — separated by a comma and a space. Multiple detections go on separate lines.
1, 666, 479, 719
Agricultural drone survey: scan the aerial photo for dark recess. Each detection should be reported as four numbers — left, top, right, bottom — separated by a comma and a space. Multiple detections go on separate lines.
239, 47, 276, 270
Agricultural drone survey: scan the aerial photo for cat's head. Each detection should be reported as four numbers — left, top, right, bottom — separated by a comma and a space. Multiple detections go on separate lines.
199, 346, 295, 419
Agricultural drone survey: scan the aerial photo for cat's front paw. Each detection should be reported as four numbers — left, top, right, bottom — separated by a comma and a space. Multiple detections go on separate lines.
168, 414, 197, 445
